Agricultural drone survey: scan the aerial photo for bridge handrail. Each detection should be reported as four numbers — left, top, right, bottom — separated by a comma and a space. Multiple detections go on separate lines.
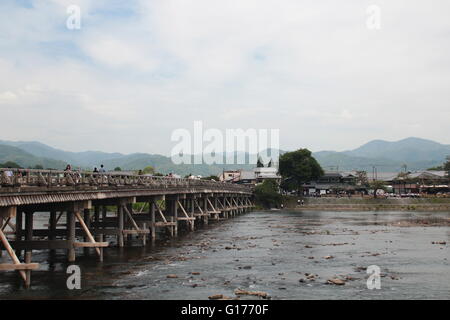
0, 168, 253, 192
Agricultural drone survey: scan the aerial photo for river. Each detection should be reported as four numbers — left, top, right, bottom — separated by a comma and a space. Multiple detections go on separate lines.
0, 210, 449, 299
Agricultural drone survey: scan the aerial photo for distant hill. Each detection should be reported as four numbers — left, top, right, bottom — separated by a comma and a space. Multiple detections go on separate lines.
0, 144, 67, 169
312, 137, 450, 172
1, 137, 448, 174
0, 140, 256, 176
343, 137, 450, 162
0, 140, 125, 166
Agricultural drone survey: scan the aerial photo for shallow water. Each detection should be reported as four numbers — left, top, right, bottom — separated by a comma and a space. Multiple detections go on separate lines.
0, 210, 449, 300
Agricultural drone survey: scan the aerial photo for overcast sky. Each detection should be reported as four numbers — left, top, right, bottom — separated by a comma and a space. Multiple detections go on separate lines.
1, 0, 449, 155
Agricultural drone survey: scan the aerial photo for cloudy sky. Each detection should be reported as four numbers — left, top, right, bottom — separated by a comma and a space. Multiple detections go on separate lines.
1, 0, 449, 155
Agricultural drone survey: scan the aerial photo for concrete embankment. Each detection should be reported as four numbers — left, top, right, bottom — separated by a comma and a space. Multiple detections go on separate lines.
282, 197, 450, 211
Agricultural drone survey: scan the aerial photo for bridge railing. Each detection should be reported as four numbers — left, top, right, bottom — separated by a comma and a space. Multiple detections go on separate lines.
0, 168, 252, 193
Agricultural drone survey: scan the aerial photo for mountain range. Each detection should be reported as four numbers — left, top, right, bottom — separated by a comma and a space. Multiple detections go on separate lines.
0, 137, 449, 175
313, 137, 450, 172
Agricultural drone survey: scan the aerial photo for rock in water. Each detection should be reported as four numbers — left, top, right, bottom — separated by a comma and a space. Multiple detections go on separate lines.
327, 278, 345, 285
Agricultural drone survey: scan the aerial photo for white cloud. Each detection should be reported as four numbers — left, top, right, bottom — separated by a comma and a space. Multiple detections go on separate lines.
0, 0, 449, 154
0, 91, 17, 103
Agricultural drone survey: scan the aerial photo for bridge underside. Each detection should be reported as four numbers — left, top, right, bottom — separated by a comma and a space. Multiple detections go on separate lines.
0, 191, 254, 287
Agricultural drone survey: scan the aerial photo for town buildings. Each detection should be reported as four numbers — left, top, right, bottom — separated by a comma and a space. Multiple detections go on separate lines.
219, 167, 281, 185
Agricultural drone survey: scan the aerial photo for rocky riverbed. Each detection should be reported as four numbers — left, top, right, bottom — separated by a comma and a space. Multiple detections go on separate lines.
0, 210, 448, 300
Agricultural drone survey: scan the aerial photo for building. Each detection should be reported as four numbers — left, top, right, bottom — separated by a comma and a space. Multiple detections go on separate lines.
296, 169, 449, 197
302, 171, 362, 196
235, 170, 257, 185
254, 167, 281, 184
391, 170, 449, 195
218, 170, 241, 182
219, 167, 281, 185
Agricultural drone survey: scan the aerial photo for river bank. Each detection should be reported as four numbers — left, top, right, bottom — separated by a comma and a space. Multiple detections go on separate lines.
281, 197, 450, 211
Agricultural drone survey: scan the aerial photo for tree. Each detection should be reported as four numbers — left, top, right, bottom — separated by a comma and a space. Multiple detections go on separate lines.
427, 165, 444, 171
254, 180, 282, 209
355, 171, 368, 186
142, 166, 155, 175
445, 156, 450, 171
429, 156, 450, 171
114, 167, 122, 171
278, 149, 324, 194
369, 180, 386, 198
0, 161, 22, 168
202, 175, 219, 181
256, 157, 264, 168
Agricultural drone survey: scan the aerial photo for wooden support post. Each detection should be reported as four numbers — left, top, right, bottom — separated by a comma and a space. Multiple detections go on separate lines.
83, 209, 90, 255
225, 199, 229, 217
24, 211, 33, 287
150, 201, 156, 243
74, 211, 101, 257
117, 205, 124, 247
0, 228, 27, 283
191, 198, 195, 221
102, 206, 107, 224
15, 211, 22, 258
49, 211, 56, 240
203, 197, 208, 225
49, 211, 56, 254
165, 198, 177, 237
194, 199, 207, 226
142, 223, 147, 246
95, 234, 104, 262
67, 211, 76, 262
214, 197, 219, 217
177, 200, 194, 231
0, 218, 2, 258
126, 203, 133, 243
189, 199, 194, 231
173, 199, 178, 236
123, 205, 140, 231
94, 206, 100, 232
206, 198, 219, 221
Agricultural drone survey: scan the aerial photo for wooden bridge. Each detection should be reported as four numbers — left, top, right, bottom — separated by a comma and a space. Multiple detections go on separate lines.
0, 168, 254, 287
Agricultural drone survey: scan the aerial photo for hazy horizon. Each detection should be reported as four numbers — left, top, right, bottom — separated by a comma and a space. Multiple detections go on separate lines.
1, 1, 450, 154
1, 136, 449, 157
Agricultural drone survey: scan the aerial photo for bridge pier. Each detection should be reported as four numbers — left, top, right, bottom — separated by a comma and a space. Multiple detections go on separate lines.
15, 210, 22, 258
117, 204, 124, 247
203, 196, 209, 225
149, 200, 156, 243
49, 211, 56, 255
83, 209, 90, 255
23, 211, 33, 288
165, 196, 178, 237
66, 211, 76, 262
